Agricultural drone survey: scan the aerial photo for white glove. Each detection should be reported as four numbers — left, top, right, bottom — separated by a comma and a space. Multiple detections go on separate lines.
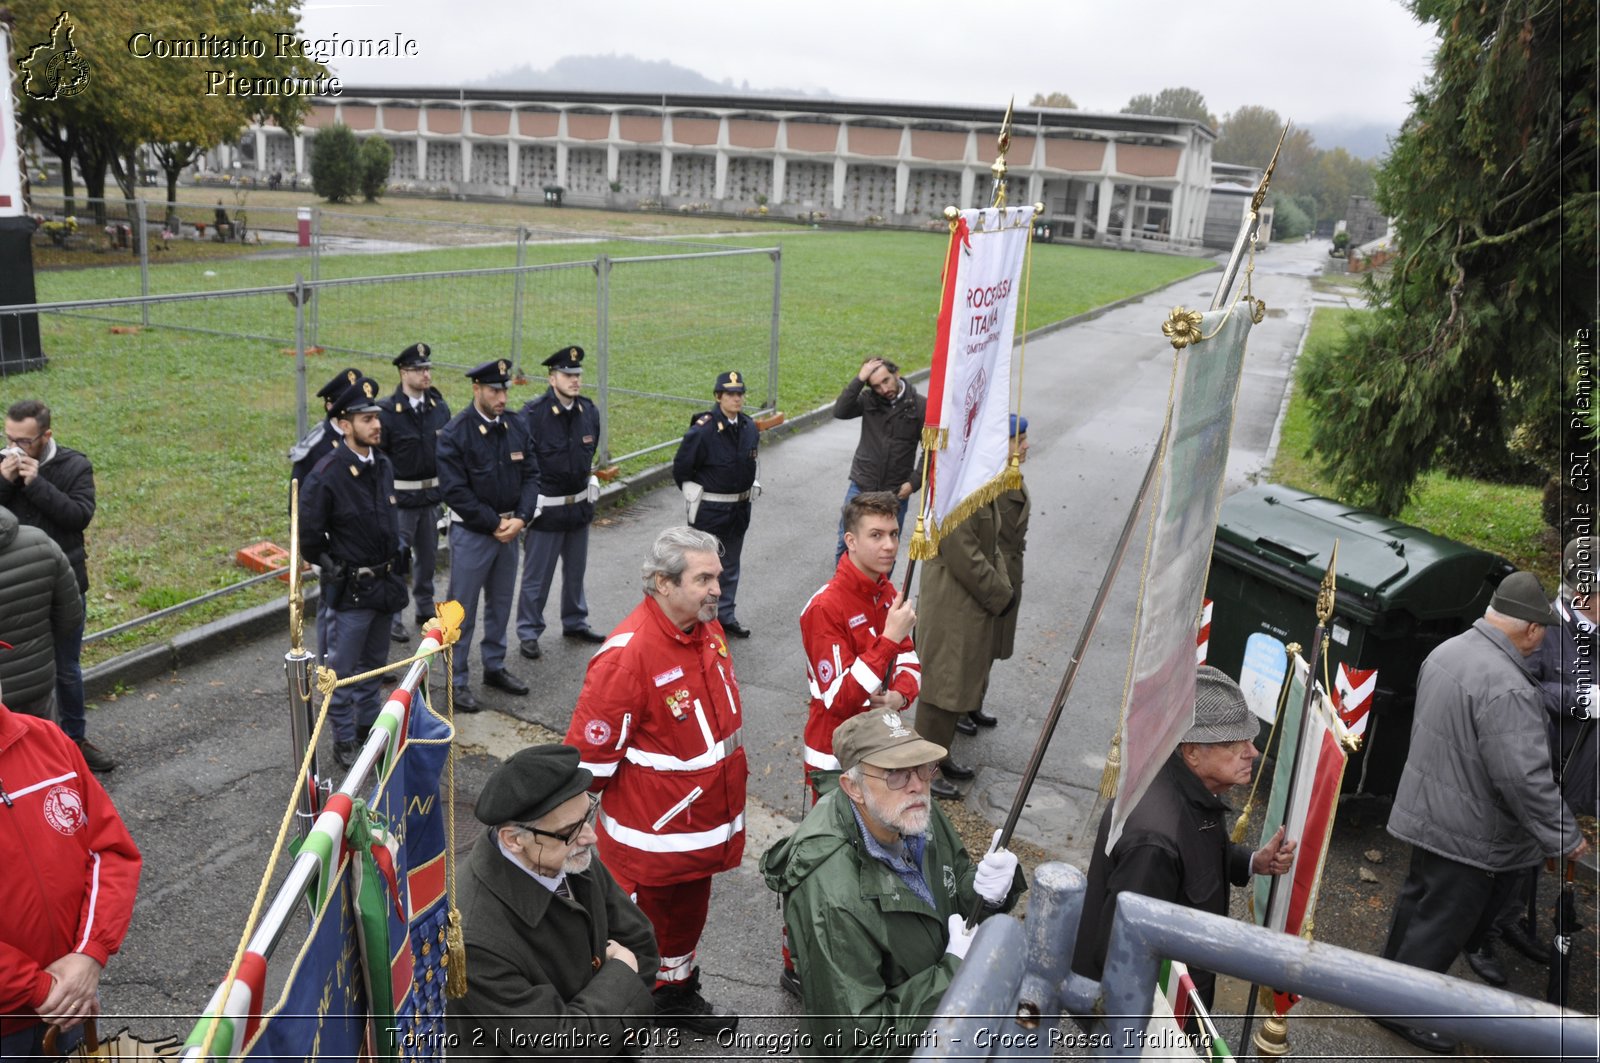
751, 479, 762, 500
973, 829, 1018, 907
682, 482, 704, 524
587, 475, 600, 504
945, 913, 976, 960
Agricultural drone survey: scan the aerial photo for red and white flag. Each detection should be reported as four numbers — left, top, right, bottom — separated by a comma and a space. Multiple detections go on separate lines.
1333, 663, 1377, 737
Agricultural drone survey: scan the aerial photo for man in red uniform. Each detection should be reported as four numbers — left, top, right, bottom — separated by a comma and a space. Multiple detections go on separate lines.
565, 526, 745, 1035
800, 490, 919, 796
0, 675, 141, 1058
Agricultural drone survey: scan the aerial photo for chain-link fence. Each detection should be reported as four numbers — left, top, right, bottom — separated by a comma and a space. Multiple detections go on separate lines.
0, 217, 779, 651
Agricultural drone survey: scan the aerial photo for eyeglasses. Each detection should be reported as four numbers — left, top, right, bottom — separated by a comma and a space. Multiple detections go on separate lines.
518, 793, 599, 845
4, 434, 38, 449
860, 763, 940, 791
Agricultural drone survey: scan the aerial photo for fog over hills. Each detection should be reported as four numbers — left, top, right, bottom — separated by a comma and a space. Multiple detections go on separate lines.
465, 53, 830, 99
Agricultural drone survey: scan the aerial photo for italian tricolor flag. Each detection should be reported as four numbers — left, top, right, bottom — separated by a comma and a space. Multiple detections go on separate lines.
1149, 958, 1235, 1059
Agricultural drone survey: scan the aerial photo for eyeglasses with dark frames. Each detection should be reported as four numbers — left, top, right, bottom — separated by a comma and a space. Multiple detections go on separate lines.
517, 793, 599, 845
860, 763, 940, 791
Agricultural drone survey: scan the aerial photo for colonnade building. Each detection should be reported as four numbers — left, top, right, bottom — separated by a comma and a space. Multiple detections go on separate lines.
235, 89, 1234, 251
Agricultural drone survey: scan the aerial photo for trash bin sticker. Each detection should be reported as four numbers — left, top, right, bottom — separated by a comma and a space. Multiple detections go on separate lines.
1240, 632, 1289, 722
1331, 623, 1350, 646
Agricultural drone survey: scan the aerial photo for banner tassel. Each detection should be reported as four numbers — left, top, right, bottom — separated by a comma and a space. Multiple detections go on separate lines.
1099, 725, 1123, 799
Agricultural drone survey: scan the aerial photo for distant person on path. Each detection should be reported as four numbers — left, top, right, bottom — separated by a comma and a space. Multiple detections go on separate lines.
760, 710, 1023, 1061
298, 377, 408, 769
447, 745, 657, 1056
0, 677, 141, 1059
960, 414, 1030, 739
672, 372, 759, 638
437, 360, 540, 710
0, 506, 83, 727
0, 401, 110, 772
564, 527, 745, 1035
378, 343, 451, 643
830, 357, 925, 561
1376, 571, 1587, 1054
516, 346, 606, 662
1071, 666, 1295, 1011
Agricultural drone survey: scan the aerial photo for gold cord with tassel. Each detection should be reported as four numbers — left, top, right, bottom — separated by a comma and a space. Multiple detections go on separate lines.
1098, 726, 1123, 799
441, 640, 468, 998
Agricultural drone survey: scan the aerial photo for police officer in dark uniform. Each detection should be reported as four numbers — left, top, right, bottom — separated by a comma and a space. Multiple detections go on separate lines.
671, 370, 759, 637
515, 345, 607, 660
289, 367, 361, 490
379, 342, 452, 643
437, 359, 540, 709
298, 375, 409, 768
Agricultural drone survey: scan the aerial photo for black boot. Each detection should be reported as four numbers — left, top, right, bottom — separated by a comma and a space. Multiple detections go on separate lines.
652, 968, 738, 1035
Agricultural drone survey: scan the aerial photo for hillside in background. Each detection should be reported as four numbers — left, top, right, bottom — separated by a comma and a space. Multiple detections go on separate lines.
465, 53, 830, 98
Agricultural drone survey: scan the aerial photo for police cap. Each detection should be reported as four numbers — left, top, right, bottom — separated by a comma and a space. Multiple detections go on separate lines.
541, 346, 585, 374
317, 367, 362, 400
714, 370, 747, 394
394, 342, 433, 370
466, 359, 514, 390
475, 744, 594, 825
330, 375, 384, 419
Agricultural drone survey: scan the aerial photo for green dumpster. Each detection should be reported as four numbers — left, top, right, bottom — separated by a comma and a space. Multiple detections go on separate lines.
1205, 484, 1513, 795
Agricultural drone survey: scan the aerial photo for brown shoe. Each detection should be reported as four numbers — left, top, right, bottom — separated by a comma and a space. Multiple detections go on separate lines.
75, 739, 117, 773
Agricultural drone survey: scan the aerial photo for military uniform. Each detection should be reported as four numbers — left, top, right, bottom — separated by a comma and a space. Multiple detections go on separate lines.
516, 346, 604, 656
671, 371, 759, 633
436, 359, 540, 707
297, 376, 407, 765
378, 343, 451, 633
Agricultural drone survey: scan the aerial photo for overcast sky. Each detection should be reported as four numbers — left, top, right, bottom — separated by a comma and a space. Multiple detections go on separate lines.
299, 0, 1438, 126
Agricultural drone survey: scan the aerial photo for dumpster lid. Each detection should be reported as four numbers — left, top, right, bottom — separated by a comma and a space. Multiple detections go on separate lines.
1215, 484, 1511, 619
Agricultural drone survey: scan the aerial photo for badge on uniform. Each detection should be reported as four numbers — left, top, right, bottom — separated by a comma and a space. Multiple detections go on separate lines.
712, 634, 728, 658
582, 435, 595, 444
511, 452, 524, 461
389, 495, 397, 505
478, 424, 488, 436
848, 614, 868, 629
349, 466, 360, 477
666, 689, 691, 721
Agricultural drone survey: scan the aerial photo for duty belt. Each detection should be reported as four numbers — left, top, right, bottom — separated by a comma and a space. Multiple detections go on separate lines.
393, 477, 439, 491
701, 490, 753, 504
349, 559, 394, 580
536, 492, 584, 508
448, 509, 516, 525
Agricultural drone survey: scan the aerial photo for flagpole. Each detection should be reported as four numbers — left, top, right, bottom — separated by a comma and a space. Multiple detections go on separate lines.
1211, 122, 1289, 311
285, 482, 322, 843
1241, 542, 1338, 1056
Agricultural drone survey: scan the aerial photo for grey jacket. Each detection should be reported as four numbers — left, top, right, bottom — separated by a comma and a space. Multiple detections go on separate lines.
1388, 618, 1578, 870
0, 506, 83, 714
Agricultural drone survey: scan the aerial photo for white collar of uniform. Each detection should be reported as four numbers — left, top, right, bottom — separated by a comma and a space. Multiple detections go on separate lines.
1560, 591, 1596, 633
474, 407, 501, 426
495, 835, 568, 893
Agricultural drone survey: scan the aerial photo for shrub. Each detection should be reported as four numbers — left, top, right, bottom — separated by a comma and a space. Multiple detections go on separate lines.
359, 138, 394, 202
310, 124, 360, 203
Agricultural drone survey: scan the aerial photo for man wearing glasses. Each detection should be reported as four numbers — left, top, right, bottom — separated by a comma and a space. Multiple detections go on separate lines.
449, 744, 658, 1057
761, 710, 1024, 1057
378, 343, 451, 642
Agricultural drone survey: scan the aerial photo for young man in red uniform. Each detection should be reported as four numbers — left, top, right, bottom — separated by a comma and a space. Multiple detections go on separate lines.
800, 491, 920, 796
0, 675, 141, 1057
565, 527, 745, 1035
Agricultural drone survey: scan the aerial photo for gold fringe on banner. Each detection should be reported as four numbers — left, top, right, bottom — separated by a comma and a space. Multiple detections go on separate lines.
912, 465, 1023, 560
1099, 726, 1123, 799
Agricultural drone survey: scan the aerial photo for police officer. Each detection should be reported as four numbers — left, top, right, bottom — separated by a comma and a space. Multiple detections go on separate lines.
516, 345, 606, 661
671, 371, 759, 637
437, 359, 540, 709
298, 376, 409, 769
289, 367, 361, 490
379, 343, 451, 643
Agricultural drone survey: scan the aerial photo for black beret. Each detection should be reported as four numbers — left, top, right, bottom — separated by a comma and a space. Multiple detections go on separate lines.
474, 744, 593, 825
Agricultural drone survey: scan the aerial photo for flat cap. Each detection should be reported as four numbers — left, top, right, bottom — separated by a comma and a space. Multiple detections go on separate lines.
1489, 570, 1560, 626
474, 744, 594, 825
1183, 665, 1259, 744
833, 710, 946, 771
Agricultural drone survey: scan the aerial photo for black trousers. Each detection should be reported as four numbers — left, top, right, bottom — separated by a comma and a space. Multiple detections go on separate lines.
1383, 845, 1521, 973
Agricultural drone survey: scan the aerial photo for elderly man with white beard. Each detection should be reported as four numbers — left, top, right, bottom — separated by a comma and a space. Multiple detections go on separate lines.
447, 745, 658, 1057
762, 711, 1025, 1061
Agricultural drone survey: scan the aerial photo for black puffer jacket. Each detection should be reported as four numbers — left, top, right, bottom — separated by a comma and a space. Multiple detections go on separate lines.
0, 506, 83, 714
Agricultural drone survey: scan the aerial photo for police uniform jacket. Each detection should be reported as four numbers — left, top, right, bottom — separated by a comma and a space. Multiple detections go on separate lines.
436, 407, 541, 535
445, 831, 658, 1057
1071, 752, 1253, 1009
521, 388, 600, 533
565, 596, 748, 888
671, 409, 758, 538
289, 417, 343, 491
799, 554, 921, 773
378, 386, 451, 508
299, 443, 407, 614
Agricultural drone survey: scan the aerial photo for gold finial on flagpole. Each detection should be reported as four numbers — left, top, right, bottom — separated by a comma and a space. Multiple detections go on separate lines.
991, 98, 1015, 209
1316, 540, 1340, 627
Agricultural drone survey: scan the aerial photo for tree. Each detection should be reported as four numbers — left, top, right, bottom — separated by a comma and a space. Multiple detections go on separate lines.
1270, 195, 1312, 240
359, 137, 394, 202
311, 124, 361, 203
1122, 87, 1215, 127
1028, 91, 1076, 109
1299, 0, 1597, 517
1301, 147, 1377, 226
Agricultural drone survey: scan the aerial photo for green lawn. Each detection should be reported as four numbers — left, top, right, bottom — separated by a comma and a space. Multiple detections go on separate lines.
1272, 307, 1552, 583
12, 224, 1211, 664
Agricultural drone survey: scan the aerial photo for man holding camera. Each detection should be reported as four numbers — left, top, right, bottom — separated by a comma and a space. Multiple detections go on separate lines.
298, 377, 409, 769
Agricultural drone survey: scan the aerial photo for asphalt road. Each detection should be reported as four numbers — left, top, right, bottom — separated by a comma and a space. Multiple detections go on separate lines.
77, 237, 1597, 1059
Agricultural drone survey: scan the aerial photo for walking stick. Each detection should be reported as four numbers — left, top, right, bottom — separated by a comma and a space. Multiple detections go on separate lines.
964, 420, 1169, 926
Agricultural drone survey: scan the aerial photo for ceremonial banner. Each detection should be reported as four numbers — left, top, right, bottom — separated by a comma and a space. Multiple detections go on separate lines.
1109, 306, 1253, 847
917, 205, 1033, 550
1251, 655, 1350, 938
